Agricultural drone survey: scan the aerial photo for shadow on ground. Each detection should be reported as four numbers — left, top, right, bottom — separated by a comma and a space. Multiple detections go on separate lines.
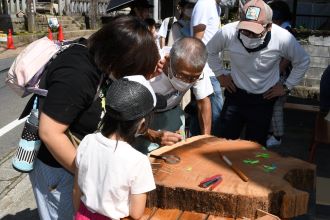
1, 208, 39, 220
270, 108, 330, 220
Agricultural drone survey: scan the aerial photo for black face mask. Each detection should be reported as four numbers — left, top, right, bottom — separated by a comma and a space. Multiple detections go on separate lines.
237, 31, 272, 53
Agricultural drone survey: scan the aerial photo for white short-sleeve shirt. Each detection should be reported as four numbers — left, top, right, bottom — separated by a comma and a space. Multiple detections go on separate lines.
76, 133, 156, 220
191, 0, 221, 77
191, 0, 221, 45
149, 71, 213, 112
158, 17, 176, 38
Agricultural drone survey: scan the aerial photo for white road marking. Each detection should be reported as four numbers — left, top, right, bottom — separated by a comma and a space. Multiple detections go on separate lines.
0, 117, 27, 137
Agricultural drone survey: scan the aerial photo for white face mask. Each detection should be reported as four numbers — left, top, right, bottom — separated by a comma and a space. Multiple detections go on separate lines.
239, 33, 265, 49
167, 62, 191, 92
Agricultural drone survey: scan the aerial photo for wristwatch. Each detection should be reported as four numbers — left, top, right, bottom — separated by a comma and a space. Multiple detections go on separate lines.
283, 84, 291, 95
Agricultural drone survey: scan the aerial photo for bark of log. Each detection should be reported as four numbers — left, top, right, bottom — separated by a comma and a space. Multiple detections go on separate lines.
147, 135, 315, 219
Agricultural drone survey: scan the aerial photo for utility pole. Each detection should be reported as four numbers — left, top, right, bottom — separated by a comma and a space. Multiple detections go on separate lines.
26, 0, 35, 32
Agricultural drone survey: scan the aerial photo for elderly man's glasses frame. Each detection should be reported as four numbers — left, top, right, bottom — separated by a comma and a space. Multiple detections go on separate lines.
169, 58, 204, 83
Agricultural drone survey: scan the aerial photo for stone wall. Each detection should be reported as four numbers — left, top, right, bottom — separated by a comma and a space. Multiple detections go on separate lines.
292, 36, 330, 100
0, 15, 25, 33
302, 36, 330, 88
0, 14, 50, 33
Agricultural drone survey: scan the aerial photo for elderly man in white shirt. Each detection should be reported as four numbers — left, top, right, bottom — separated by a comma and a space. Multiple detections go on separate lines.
207, 0, 310, 146
134, 37, 213, 154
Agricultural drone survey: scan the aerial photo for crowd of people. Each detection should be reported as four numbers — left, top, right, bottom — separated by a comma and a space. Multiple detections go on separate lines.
26, 0, 313, 219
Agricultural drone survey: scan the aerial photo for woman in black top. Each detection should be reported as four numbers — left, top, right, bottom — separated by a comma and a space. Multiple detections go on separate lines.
29, 15, 160, 220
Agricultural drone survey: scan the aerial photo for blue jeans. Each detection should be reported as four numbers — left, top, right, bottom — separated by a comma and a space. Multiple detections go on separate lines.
189, 76, 223, 137
29, 159, 74, 220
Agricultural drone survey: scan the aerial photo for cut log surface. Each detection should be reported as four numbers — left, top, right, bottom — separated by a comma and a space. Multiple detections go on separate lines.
120, 207, 277, 220
148, 135, 316, 219
121, 208, 240, 220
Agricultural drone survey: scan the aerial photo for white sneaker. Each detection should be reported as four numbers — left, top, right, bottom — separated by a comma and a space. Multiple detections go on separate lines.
266, 136, 282, 147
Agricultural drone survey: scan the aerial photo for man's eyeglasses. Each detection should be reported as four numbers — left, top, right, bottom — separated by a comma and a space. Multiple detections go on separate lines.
169, 58, 203, 83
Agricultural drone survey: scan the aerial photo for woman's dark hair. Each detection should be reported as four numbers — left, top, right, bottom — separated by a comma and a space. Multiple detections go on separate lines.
88, 15, 160, 79
144, 18, 156, 28
178, 0, 194, 8
100, 112, 153, 145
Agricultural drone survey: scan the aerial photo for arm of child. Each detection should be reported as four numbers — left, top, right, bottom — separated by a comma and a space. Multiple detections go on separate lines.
72, 167, 81, 213
129, 193, 147, 219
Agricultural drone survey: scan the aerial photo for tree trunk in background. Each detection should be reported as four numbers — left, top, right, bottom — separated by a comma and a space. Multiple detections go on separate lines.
89, 0, 98, 29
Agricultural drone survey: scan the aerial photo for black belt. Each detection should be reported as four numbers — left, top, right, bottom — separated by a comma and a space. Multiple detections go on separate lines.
235, 87, 263, 96
224, 87, 277, 104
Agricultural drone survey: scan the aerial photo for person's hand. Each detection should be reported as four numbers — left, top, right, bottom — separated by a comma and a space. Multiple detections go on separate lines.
263, 83, 286, 99
217, 75, 236, 93
157, 130, 182, 146
147, 129, 182, 146
149, 57, 167, 79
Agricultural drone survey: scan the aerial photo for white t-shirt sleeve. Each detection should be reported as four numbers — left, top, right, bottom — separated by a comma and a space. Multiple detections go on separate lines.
207, 24, 233, 77
192, 71, 214, 100
191, 2, 209, 27
279, 31, 310, 89
130, 156, 156, 195
158, 18, 169, 38
75, 134, 90, 167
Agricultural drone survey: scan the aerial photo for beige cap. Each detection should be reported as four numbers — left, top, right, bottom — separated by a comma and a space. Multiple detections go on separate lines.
238, 0, 273, 34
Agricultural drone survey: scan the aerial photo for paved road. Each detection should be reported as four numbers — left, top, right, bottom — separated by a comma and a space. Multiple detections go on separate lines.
0, 67, 31, 162
0, 58, 15, 72
0, 57, 39, 220
0, 59, 38, 220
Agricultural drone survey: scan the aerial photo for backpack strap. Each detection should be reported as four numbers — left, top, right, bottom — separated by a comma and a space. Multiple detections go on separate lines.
165, 17, 174, 46
38, 42, 87, 94
174, 20, 184, 28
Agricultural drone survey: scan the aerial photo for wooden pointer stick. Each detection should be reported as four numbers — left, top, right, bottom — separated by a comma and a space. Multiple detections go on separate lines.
218, 151, 249, 182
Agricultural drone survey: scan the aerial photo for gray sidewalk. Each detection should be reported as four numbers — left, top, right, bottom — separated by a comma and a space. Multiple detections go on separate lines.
0, 150, 38, 219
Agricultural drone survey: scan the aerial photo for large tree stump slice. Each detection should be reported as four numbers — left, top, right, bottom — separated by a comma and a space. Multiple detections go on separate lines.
147, 135, 315, 219
121, 208, 279, 220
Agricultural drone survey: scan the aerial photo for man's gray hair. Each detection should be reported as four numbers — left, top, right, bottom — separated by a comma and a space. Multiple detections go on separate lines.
170, 37, 208, 71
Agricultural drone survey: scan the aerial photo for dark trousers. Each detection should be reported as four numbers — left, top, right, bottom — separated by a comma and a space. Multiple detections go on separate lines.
219, 88, 276, 146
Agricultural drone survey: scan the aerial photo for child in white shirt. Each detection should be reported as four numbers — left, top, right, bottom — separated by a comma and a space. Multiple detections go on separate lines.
73, 75, 160, 220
